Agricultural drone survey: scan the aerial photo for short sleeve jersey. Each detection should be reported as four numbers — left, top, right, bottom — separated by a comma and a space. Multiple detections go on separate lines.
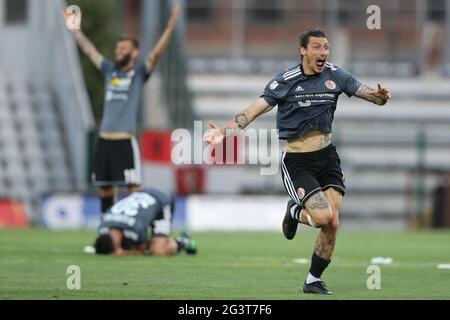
260, 62, 361, 139
99, 59, 150, 134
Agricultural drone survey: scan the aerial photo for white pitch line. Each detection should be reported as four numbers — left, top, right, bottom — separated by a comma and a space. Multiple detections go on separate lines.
371, 257, 394, 265
292, 258, 309, 264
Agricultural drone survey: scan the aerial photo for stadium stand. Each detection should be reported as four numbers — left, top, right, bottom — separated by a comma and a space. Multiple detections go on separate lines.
0, 77, 77, 215
0, 0, 94, 220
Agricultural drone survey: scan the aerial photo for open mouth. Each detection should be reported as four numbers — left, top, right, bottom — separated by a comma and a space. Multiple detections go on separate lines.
316, 58, 326, 68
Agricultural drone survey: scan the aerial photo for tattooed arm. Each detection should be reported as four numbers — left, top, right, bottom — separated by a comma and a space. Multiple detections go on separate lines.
203, 98, 274, 145
354, 83, 391, 106
223, 98, 274, 135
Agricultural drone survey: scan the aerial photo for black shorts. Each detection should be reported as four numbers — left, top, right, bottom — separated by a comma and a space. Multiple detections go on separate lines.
281, 144, 345, 208
93, 137, 142, 187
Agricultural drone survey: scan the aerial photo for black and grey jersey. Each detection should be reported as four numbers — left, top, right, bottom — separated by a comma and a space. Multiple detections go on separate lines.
260, 62, 361, 140
98, 190, 170, 248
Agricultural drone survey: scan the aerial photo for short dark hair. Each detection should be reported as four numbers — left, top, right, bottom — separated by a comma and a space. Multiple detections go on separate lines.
299, 29, 327, 49
117, 35, 140, 49
94, 234, 115, 255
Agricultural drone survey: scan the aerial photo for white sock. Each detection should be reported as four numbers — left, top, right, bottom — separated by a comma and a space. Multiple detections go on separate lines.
306, 273, 321, 284
298, 209, 304, 223
290, 204, 299, 221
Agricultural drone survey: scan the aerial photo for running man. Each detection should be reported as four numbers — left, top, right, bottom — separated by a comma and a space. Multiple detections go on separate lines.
63, 4, 181, 214
204, 30, 391, 294
93, 188, 197, 256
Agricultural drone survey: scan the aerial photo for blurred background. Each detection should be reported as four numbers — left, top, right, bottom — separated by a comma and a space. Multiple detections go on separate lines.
1, 0, 450, 232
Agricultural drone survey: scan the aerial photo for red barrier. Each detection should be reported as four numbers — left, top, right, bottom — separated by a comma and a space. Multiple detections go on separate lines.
0, 200, 29, 228
139, 130, 239, 195
176, 166, 205, 195
140, 131, 172, 164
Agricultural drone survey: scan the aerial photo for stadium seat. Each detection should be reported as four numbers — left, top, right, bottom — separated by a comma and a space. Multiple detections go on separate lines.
0, 79, 76, 212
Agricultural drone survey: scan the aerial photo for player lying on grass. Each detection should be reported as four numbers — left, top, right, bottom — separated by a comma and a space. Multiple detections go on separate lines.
93, 188, 197, 256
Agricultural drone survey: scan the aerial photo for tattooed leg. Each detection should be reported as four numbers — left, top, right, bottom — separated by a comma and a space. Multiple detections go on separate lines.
303, 192, 332, 228
307, 193, 330, 211
314, 223, 338, 259
300, 191, 336, 259
313, 188, 342, 260
297, 208, 311, 226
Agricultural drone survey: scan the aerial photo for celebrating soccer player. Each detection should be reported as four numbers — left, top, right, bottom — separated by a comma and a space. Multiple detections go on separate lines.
204, 29, 391, 294
63, 4, 181, 214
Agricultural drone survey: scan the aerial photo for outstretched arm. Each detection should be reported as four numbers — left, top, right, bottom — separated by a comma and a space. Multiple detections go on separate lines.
355, 83, 391, 106
203, 98, 275, 145
73, 30, 104, 69
144, 4, 181, 74
63, 8, 103, 69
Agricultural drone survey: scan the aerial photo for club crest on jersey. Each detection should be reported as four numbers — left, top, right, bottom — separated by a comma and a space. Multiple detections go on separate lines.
297, 187, 306, 199
325, 80, 336, 90
270, 81, 279, 90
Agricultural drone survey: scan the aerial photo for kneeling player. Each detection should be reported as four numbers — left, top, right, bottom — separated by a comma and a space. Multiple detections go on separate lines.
93, 189, 197, 256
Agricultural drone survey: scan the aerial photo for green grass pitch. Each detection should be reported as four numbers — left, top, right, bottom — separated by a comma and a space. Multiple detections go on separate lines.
1, 228, 449, 300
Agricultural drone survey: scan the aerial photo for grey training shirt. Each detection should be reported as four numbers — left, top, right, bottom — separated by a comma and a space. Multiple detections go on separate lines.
99, 59, 150, 134
260, 62, 361, 140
